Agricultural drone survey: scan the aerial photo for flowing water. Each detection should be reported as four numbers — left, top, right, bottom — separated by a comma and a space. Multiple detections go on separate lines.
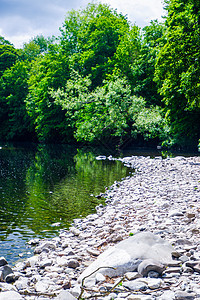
0, 143, 132, 265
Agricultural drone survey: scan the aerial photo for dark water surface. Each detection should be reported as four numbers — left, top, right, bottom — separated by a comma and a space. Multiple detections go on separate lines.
0, 143, 133, 265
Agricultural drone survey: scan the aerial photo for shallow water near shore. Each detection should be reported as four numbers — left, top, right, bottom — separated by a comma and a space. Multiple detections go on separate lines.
0, 143, 134, 265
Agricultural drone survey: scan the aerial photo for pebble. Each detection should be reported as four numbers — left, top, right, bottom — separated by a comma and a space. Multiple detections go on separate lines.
1, 155, 200, 299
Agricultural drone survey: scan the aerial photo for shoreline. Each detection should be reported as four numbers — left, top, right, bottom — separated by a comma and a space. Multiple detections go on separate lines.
1, 155, 200, 299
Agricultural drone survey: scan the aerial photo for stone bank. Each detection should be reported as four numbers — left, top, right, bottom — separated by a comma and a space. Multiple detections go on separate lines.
1, 155, 200, 299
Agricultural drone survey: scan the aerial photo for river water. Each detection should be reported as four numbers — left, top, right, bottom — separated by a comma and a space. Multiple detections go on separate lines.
0, 143, 134, 265
1, 143, 199, 265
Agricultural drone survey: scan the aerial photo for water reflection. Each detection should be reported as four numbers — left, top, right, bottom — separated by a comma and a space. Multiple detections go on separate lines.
0, 144, 131, 264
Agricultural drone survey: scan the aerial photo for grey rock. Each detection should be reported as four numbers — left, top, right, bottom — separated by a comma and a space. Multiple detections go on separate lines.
174, 290, 195, 299
147, 271, 160, 278
164, 267, 181, 274
5, 273, 16, 283
87, 248, 100, 256
176, 239, 192, 246
61, 241, 69, 249
69, 227, 81, 236
168, 210, 184, 217
34, 241, 56, 254
179, 255, 189, 263
82, 277, 96, 288
193, 263, 200, 273
78, 232, 174, 281
145, 278, 162, 289
0, 257, 8, 267
27, 238, 40, 245
125, 272, 141, 280
57, 256, 69, 267
70, 284, 81, 298
123, 280, 148, 291
159, 290, 175, 299
127, 296, 143, 300
0, 265, 13, 282
137, 259, 165, 277
68, 259, 80, 269
25, 255, 39, 268
40, 258, 53, 268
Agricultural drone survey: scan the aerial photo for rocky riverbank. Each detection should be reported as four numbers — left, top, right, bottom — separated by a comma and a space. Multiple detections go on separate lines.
1, 155, 200, 299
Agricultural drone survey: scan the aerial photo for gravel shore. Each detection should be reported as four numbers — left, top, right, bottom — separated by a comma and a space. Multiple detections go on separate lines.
1, 155, 200, 299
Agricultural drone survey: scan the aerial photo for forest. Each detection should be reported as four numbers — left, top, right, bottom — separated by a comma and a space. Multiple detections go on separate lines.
0, 0, 199, 150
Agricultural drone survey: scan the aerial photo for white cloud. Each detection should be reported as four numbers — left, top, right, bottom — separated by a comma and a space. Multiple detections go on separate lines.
100, 0, 165, 27
0, 0, 166, 48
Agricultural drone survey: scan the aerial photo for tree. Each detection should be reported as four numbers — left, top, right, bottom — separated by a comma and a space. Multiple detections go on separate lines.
60, 3, 130, 87
20, 35, 56, 61
26, 3, 132, 142
26, 43, 73, 142
155, 0, 200, 147
0, 45, 18, 76
112, 25, 142, 84
0, 36, 13, 45
0, 61, 33, 140
130, 20, 166, 106
51, 71, 166, 144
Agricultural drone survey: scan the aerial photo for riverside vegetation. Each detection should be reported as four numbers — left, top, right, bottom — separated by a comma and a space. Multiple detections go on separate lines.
0, 155, 200, 299
0, 0, 200, 149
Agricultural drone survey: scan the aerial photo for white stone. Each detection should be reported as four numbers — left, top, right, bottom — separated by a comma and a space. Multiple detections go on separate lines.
56, 256, 69, 267
0, 282, 17, 292
14, 277, 29, 290
146, 278, 163, 289
0, 291, 23, 300
95, 272, 106, 283
26, 256, 39, 268
55, 290, 76, 300
35, 281, 49, 293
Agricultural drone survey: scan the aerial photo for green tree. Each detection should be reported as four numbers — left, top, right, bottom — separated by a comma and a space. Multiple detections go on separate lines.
0, 36, 13, 45
26, 3, 132, 142
155, 0, 200, 147
26, 43, 73, 142
60, 2, 130, 87
0, 61, 33, 140
0, 45, 18, 76
20, 35, 56, 61
130, 20, 166, 106
51, 71, 166, 144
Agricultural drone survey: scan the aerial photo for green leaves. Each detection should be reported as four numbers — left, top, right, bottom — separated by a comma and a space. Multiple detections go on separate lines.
0, 61, 32, 140
1, 1, 199, 148
60, 3, 130, 87
51, 72, 166, 144
0, 45, 18, 76
155, 0, 200, 147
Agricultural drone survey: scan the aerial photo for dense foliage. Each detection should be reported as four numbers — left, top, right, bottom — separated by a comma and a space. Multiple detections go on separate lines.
155, 0, 200, 147
0, 0, 199, 149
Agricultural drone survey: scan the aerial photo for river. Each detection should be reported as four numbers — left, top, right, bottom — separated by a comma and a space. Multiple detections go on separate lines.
0, 143, 134, 265
0, 142, 198, 266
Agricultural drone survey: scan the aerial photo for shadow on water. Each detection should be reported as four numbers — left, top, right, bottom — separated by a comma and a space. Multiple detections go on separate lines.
0, 143, 131, 264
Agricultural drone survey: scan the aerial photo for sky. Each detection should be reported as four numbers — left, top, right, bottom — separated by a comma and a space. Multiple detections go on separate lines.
0, 0, 166, 48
